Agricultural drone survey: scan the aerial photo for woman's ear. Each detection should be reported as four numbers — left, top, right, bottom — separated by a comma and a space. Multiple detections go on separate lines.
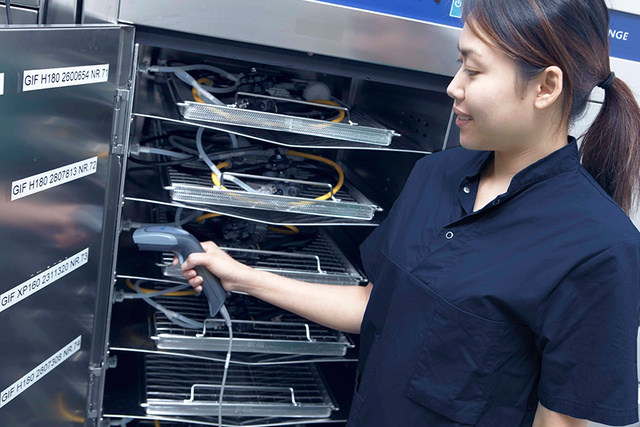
534, 66, 563, 110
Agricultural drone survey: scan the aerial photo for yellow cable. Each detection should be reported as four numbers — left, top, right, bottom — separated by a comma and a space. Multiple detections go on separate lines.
125, 278, 197, 296
207, 148, 343, 202
192, 78, 212, 103
311, 99, 345, 123
211, 161, 231, 188
154, 421, 161, 427
285, 149, 344, 200
196, 212, 223, 223
268, 225, 300, 234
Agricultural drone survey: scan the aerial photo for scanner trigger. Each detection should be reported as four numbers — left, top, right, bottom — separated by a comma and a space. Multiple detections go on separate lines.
174, 252, 185, 265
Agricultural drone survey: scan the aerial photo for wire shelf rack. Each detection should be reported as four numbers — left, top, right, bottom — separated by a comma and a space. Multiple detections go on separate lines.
159, 228, 365, 287
165, 168, 380, 220
148, 288, 354, 355
143, 355, 338, 418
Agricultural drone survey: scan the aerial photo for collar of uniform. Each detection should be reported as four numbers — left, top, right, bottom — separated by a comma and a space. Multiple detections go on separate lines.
507, 137, 579, 194
458, 137, 579, 195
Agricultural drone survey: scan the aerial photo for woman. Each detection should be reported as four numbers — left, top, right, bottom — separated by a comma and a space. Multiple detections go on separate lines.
178, 0, 640, 425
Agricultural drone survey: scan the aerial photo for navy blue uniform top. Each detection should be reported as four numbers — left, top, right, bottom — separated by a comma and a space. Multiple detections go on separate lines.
348, 140, 640, 426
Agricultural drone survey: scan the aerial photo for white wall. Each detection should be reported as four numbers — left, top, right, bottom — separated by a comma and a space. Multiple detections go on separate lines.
608, 0, 640, 16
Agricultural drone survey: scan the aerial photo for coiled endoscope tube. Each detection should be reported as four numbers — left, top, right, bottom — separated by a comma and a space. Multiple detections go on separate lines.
134, 280, 204, 329
196, 127, 255, 191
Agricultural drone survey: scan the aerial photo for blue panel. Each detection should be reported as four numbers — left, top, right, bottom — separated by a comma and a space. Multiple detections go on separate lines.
316, 0, 464, 28
449, 0, 463, 19
609, 10, 640, 63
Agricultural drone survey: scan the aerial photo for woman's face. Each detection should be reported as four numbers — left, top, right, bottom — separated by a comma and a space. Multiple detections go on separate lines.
447, 24, 539, 152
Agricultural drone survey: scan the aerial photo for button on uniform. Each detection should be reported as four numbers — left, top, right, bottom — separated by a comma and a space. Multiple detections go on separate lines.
463, 186, 471, 194
445, 231, 454, 239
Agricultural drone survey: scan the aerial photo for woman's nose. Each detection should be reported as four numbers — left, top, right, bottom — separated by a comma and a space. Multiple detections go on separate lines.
446, 69, 464, 101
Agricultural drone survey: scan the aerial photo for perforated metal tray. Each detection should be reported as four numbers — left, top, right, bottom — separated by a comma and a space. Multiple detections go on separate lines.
143, 355, 338, 418
177, 100, 398, 146
166, 168, 381, 220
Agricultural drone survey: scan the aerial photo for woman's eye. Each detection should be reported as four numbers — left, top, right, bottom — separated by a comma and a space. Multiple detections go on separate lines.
456, 60, 478, 77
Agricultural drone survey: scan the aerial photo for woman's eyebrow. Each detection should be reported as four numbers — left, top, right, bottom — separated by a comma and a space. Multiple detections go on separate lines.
457, 43, 481, 59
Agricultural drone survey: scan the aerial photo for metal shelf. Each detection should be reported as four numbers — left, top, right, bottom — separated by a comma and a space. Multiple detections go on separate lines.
153, 208, 366, 287
148, 290, 354, 356
103, 350, 351, 425
178, 100, 398, 146
132, 75, 430, 153
143, 354, 338, 418
164, 70, 398, 146
124, 167, 382, 227
112, 274, 356, 357
165, 167, 381, 221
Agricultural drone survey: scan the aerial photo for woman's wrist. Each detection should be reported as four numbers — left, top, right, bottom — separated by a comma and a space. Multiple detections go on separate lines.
227, 263, 264, 294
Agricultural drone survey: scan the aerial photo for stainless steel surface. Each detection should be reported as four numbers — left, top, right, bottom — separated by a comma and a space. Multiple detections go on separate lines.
43, 0, 77, 24
143, 354, 337, 417
0, 5, 37, 24
86, 27, 137, 424
118, 0, 462, 77
0, 25, 131, 425
1, 0, 38, 7
81, 0, 119, 23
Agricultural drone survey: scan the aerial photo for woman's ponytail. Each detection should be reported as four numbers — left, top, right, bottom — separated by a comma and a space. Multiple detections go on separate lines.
580, 78, 640, 214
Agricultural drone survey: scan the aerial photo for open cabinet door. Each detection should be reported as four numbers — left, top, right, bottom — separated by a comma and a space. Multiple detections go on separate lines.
0, 25, 135, 426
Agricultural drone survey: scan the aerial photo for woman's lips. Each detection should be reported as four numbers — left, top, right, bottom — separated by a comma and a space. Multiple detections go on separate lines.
455, 113, 473, 127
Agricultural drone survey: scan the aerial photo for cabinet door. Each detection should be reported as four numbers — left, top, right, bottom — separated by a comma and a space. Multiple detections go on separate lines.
0, 25, 134, 426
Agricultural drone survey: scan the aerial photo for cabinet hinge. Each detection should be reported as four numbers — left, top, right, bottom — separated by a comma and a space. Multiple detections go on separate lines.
111, 88, 131, 156
85, 356, 118, 420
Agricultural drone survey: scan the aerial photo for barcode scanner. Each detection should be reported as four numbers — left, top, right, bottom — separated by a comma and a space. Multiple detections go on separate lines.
132, 225, 227, 317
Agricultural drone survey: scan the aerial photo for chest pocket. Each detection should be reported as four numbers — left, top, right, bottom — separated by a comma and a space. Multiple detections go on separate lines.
406, 298, 506, 425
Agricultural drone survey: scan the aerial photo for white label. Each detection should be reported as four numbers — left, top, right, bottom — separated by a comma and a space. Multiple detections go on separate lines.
0, 73, 4, 96
0, 248, 89, 314
11, 157, 98, 201
0, 336, 82, 408
22, 64, 109, 92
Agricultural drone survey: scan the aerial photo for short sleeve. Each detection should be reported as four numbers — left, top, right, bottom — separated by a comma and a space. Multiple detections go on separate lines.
535, 241, 640, 425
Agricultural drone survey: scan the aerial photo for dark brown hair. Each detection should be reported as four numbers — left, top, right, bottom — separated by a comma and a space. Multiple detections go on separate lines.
463, 0, 640, 214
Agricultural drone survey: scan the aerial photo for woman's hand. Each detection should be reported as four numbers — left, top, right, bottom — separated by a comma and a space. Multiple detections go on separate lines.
173, 240, 256, 293
174, 239, 372, 334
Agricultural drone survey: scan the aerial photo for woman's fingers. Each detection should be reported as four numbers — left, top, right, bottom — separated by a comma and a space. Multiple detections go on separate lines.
201, 240, 218, 252
181, 252, 215, 271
